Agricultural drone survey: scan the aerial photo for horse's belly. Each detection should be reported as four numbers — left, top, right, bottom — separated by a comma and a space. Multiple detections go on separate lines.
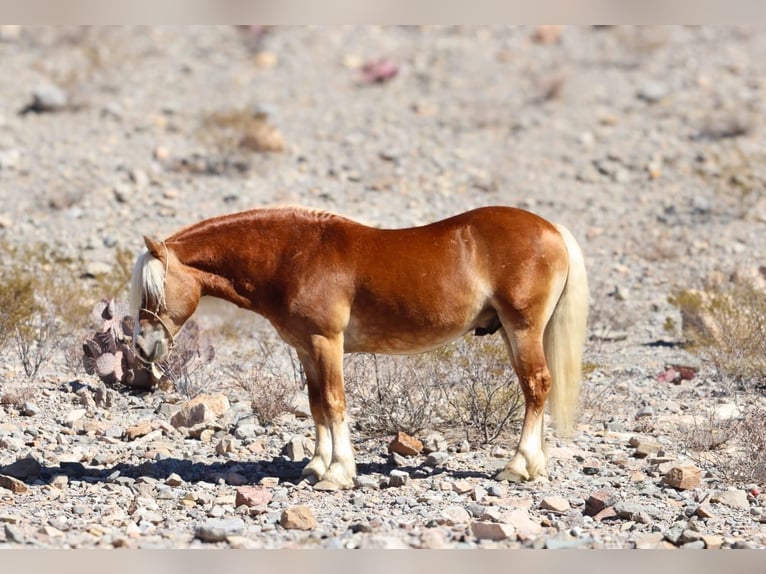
343, 304, 493, 355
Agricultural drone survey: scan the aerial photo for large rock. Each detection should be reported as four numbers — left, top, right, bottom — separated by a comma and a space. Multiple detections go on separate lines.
170, 394, 230, 429
0, 474, 29, 494
663, 464, 702, 490
387, 431, 423, 457
279, 505, 317, 530
235, 486, 272, 508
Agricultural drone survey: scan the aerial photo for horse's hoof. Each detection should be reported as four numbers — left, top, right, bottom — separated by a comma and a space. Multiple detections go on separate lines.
301, 458, 328, 482
495, 468, 528, 482
321, 463, 356, 489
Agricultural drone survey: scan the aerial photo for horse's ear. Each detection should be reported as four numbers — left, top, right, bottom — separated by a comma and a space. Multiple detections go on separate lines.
144, 236, 164, 258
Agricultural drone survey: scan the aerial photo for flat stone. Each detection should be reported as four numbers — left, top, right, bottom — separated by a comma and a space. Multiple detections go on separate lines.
438, 505, 471, 526
313, 480, 339, 492
471, 521, 515, 541
0, 475, 29, 494
710, 489, 749, 509
540, 495, 571, 513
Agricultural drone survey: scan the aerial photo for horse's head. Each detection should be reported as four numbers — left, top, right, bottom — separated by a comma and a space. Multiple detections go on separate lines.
129, 236, 201, 365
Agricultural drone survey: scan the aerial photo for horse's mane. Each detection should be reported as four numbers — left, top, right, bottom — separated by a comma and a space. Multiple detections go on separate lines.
129, 250, 167, 316
164, 205, 354, 244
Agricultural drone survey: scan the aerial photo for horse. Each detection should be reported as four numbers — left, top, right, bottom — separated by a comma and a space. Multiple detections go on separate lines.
130, 205, 588, 489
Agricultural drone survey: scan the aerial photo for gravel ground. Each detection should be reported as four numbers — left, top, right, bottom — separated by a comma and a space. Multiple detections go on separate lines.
1, 25, 766, 549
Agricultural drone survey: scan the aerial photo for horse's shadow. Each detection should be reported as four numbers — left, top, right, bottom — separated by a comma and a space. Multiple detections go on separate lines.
13, 454, 495, 488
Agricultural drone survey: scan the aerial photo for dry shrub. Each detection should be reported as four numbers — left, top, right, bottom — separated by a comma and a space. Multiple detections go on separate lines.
0, 241, 134, 384
670, 282, 766, 388
681, 403, 766, 484
728, 404, 766, 483
224, 336, 302, 425
198, 108, 285, 155
344, 352, 445, 436
345, 336, 524, 444
438, 338, 524, 444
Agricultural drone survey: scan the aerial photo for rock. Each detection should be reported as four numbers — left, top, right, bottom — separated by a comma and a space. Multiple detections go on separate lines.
388, 469, 409, 487
353, 475, 381, 490
438, 505, 471, 526
421, 432, 448, 453
388, 431, 423, 457
631, 439, 662, 458
63, 408, 87, 427
235, 486, 272, 508
21, 402, 39, 417
452, 479, 473, 494
663, 464, 702, 490
215, 437, 239, 455
531, 25, 562, 44
0, 456, 41, 480
170, 394, 230, 429
22, 83, 68, 114
702, 534, 723, 549
425, 451, 449, 466
0, 474, 29, 494
4, 523, 25, 543
471, 521, 515, 541
584, 488, 617, 516
593, 506, 619, 521
165, 473, 184, 487
195, 518, 245, 542
614, 501, 659, 520
711, 489, 749, 509
694, 504, 716, 519
472, 486, 488, 503
279, 505, 317, 530
284, 436, 306, 461
234, 423, 260, 439
637, 82, 667, 103
501, 509, 543, 539
634, 532, 668, 549
540, 495, 571, 513
313, 480, 339, 492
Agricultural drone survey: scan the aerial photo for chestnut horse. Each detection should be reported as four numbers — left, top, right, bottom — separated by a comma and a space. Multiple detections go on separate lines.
130, 206, 588, 489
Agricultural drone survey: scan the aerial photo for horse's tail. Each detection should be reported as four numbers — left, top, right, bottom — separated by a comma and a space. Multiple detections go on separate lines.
544, 223, 589, 437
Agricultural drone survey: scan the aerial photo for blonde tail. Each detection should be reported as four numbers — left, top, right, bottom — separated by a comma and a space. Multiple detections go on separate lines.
544, 224, 589, 437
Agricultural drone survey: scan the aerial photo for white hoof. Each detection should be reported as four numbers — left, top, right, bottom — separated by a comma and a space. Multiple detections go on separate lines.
321, 461, 356, 490
301, 454, 329, 481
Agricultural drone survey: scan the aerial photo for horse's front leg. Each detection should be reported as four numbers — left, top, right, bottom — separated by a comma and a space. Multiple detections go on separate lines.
305, 333, 356, 489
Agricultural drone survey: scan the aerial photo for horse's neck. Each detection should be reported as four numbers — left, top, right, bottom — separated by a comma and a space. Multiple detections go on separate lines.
169, 227, 277, 312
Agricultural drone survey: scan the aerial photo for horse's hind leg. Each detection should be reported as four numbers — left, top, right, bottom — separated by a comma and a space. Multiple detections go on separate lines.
304, 334, 356, 489
298, 352, 333, 482
496, 327, 550, 482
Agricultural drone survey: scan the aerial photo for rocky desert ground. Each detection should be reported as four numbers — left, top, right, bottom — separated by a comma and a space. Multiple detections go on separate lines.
1, 25, 766, 549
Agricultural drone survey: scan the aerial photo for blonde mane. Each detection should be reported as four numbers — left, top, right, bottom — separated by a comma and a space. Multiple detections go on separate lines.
129, 250, 167, 317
